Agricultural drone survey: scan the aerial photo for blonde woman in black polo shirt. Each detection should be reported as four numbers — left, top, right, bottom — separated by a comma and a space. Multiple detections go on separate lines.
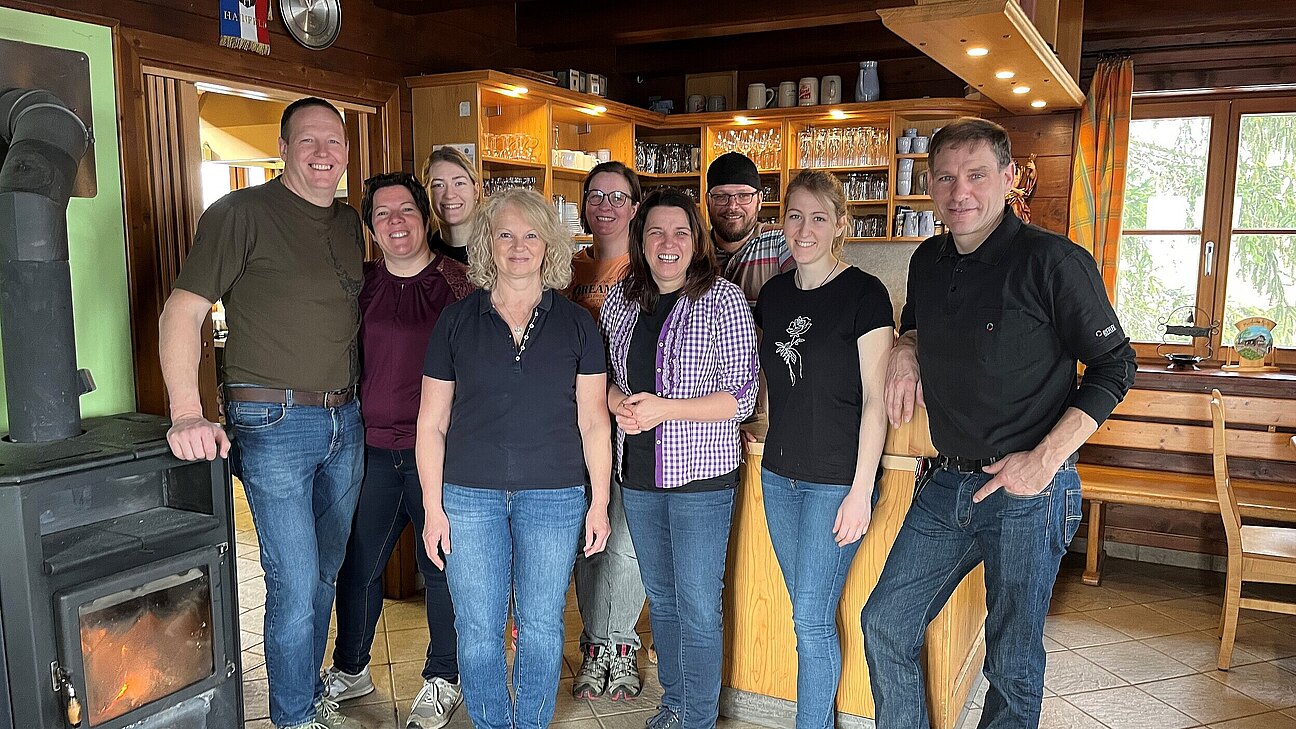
415, 188, 613, 729
754, 170, 893, 729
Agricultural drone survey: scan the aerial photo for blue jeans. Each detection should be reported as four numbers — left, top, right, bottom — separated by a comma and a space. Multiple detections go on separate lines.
622, 487, 735, 729
761, 470, 876, 729
861, 464, 1083, 729
228, 397, 364, 728
441, 484, 586, 729
333, 446, 457, 681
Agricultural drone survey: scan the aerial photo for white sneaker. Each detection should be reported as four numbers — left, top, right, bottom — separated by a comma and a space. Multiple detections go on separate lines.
405, 677, 463, 729
321, 665, 376, 702
314, 696, 365, 729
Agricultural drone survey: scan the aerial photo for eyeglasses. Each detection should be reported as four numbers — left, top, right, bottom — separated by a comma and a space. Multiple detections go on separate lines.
586, 189, 633, 208
707, 191, 758, 206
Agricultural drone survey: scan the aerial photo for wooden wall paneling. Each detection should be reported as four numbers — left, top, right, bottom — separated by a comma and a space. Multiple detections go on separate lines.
1088, 420, 1296, 463
1112, 389, 1296, 427
412, 83, 482, 175
990, 111, 1076, 234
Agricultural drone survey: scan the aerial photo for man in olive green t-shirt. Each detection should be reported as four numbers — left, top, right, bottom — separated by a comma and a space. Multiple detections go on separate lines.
158, 98, 365, 729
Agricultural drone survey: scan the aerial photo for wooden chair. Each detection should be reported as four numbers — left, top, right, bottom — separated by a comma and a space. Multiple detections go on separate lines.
1211, 389, 1296, 670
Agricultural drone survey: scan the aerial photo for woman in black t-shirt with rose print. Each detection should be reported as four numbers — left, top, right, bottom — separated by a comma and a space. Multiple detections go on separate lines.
753, 169, 893, 729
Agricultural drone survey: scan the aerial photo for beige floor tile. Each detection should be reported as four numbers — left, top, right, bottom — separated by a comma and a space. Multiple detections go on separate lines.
1044, 612, 1133, 649
1207, 711, 1296, 729
241, 630, 264, 651
1051, 582, 1137, 613
552, 718, 603, 729
242, 663, 267, 681
338, 700, 400, 729
390, 660, 428, 701
597, 708, 659, 729
238, 578, 267, 611
1142, 630, 1264, 672
1275, 656, 1296, 675
1043, 651, 1127, 695
956, 705, 983, 729
387, 627, 434, 664
970, 674, 989, 706
1140, 673, 1270, 723
348, 663, 396, 707
1144, 595, 1266, 631
1086, 603, 1195, 639
1037, 696, 1109, 728
553, 678, 599, 722
243, 720, 274, 729
588, 669, 662, 717
1100, 575, 1195, 603
1064, 686, 1196, 729
243, 678, 270, 721
1074, 640, 1196, 684
236, 556, 265, 582
716, 718, 780, 729
1208, 661, 1296, 708
1044, 635, 1068, 653
1212, 621, 1296, 662
241, 650, 266, 673
383, 599, 430, 631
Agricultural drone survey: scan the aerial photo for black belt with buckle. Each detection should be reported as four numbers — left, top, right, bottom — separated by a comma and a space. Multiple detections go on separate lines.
224, 385, 355, 408
933, 453, 1002, 473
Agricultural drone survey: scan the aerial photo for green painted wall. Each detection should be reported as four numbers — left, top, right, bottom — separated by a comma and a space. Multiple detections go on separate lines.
0, 7, 136, 431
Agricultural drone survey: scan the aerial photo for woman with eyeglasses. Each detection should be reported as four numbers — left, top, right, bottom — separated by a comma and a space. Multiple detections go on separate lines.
565, 161, 648, 702
602, 188, 759, 729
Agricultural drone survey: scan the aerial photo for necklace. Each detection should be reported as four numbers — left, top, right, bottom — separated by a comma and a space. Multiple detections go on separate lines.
799, 260, 840, 290
493, 292, 540, 340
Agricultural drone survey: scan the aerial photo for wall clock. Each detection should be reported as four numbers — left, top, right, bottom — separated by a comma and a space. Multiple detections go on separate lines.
279, 0, 342, 50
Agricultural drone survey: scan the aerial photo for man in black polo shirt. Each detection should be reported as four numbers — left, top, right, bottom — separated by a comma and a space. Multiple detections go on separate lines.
861, 118, 1135, 728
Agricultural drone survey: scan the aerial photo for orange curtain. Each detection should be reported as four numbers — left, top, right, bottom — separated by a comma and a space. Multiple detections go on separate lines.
1068, 56, 1133, 297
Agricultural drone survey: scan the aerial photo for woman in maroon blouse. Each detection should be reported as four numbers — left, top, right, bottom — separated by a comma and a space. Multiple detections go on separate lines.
322, 172, 473, 729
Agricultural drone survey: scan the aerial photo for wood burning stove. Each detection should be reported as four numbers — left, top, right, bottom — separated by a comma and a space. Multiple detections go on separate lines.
0, 413, 243, 729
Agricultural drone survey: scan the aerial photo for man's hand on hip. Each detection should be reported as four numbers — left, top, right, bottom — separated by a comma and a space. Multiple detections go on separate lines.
167, 413, 231, 461
974, 450, 1058, 503
884, 341, 924, 427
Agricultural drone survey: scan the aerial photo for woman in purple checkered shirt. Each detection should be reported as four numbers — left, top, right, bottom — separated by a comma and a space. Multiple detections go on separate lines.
600, 188, 760, 729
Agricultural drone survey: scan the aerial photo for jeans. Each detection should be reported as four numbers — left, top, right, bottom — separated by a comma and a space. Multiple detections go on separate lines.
761, 469, 875, 729
574, 476, 646, 649
333, 446, 457, 682
861, 464, 1083, 729
228, 397, 364, 728
441, 484, 586, 729
622, 487, 735, 729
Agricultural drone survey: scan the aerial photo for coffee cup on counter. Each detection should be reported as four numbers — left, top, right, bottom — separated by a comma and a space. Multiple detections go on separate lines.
778, 82, 797, 108
747, 83, 776, 110
687, 94, 706, 114
706, 95, 726, 112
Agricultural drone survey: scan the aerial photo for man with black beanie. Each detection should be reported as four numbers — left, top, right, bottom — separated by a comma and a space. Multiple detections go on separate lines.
705, 152, 793, 306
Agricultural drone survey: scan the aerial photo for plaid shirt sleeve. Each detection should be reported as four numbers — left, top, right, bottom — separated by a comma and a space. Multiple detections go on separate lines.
708, 280, 759, 421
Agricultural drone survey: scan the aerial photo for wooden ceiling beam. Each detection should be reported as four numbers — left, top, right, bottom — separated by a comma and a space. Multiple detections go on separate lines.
372, 0, 516, 13
515, 0, 912, 50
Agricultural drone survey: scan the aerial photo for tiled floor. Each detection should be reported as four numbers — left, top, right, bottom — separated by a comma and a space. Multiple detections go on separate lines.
232, 483, 1296, 729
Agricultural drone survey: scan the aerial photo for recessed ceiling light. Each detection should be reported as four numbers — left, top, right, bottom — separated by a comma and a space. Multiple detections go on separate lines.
995, 70, 1015, 79
1031, 100, 1047, 108
1013, 86, 1031, 94
828, 109, 847, 120
967, 47, 989, 57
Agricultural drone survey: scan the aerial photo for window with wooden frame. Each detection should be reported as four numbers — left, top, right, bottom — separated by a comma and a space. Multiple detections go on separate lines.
1115, 96, 1296, 367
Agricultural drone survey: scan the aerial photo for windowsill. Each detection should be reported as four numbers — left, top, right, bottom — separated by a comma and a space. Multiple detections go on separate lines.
1131, 359, 1296, 397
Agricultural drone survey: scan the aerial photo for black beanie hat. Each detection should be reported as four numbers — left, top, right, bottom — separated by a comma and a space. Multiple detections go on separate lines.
706, 152, 761, 192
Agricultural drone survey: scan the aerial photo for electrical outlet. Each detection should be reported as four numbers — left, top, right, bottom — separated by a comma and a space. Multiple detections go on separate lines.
458, 101, 471, 117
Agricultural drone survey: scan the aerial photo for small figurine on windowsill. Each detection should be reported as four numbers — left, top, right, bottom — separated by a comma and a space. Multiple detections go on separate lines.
1223, 316, 1279, 372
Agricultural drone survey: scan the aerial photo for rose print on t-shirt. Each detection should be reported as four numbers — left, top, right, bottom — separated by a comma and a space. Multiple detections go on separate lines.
775, 316, 812, 385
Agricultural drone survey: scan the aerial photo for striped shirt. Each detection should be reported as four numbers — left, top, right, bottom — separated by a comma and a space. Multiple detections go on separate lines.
602, 278, 759, 489
714, 223, 795, 307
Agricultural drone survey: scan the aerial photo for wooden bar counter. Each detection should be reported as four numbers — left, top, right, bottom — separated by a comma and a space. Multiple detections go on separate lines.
723, 409, 987, 729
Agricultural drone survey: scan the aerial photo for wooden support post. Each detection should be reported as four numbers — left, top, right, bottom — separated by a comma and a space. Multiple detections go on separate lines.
1083, 500, 1105, 586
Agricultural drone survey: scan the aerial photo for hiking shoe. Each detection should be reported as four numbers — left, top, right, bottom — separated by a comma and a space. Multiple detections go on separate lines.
321, 665, 375, 702
645, 705, 681, 729
406, 676, 463, 729
606, 645, 642, 700
572, 643, 610, 699
314, 697, 365, 729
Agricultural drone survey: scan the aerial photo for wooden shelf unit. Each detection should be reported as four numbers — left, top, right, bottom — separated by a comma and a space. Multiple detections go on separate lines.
408, 71, 997, 243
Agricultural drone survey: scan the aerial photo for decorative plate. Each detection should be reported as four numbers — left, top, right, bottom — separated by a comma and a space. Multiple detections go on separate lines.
279, 0, 341, 50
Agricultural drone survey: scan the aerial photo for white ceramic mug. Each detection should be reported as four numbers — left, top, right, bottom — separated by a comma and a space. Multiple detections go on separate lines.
912, 136, 930, 154
798, 77, 818, 106
596, 148, 611, 163
687, 94, 705, 113
747, 83, 776, 110
706, 95, 726, 112
820, 75, 842, 104
896, 136, 912, 154
778, 82, 797, 108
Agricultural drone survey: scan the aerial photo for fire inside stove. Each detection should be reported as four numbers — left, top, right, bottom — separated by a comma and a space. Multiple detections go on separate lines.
78, 567, 215, 725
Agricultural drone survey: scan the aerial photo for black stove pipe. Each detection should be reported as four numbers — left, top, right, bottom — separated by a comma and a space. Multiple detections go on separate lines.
0, 88, 93, 442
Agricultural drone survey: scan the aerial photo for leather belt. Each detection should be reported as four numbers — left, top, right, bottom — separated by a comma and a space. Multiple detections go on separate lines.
224, 385, 355, 408
929, 451, 1079, 474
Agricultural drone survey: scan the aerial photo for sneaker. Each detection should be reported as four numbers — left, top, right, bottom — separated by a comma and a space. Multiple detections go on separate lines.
645, 705, 680, 729
321, 665, 375, 702
314, 696, 365, 729
406, 677, 463, 729
606, 645, 642, 700
572, 643, 610, 699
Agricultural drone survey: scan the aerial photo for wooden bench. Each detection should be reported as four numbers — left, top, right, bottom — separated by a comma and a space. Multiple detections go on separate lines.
1079, 381, 1296, 585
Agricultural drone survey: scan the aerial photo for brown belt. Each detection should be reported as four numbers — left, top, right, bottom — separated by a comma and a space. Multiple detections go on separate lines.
224, 385, 355, 408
